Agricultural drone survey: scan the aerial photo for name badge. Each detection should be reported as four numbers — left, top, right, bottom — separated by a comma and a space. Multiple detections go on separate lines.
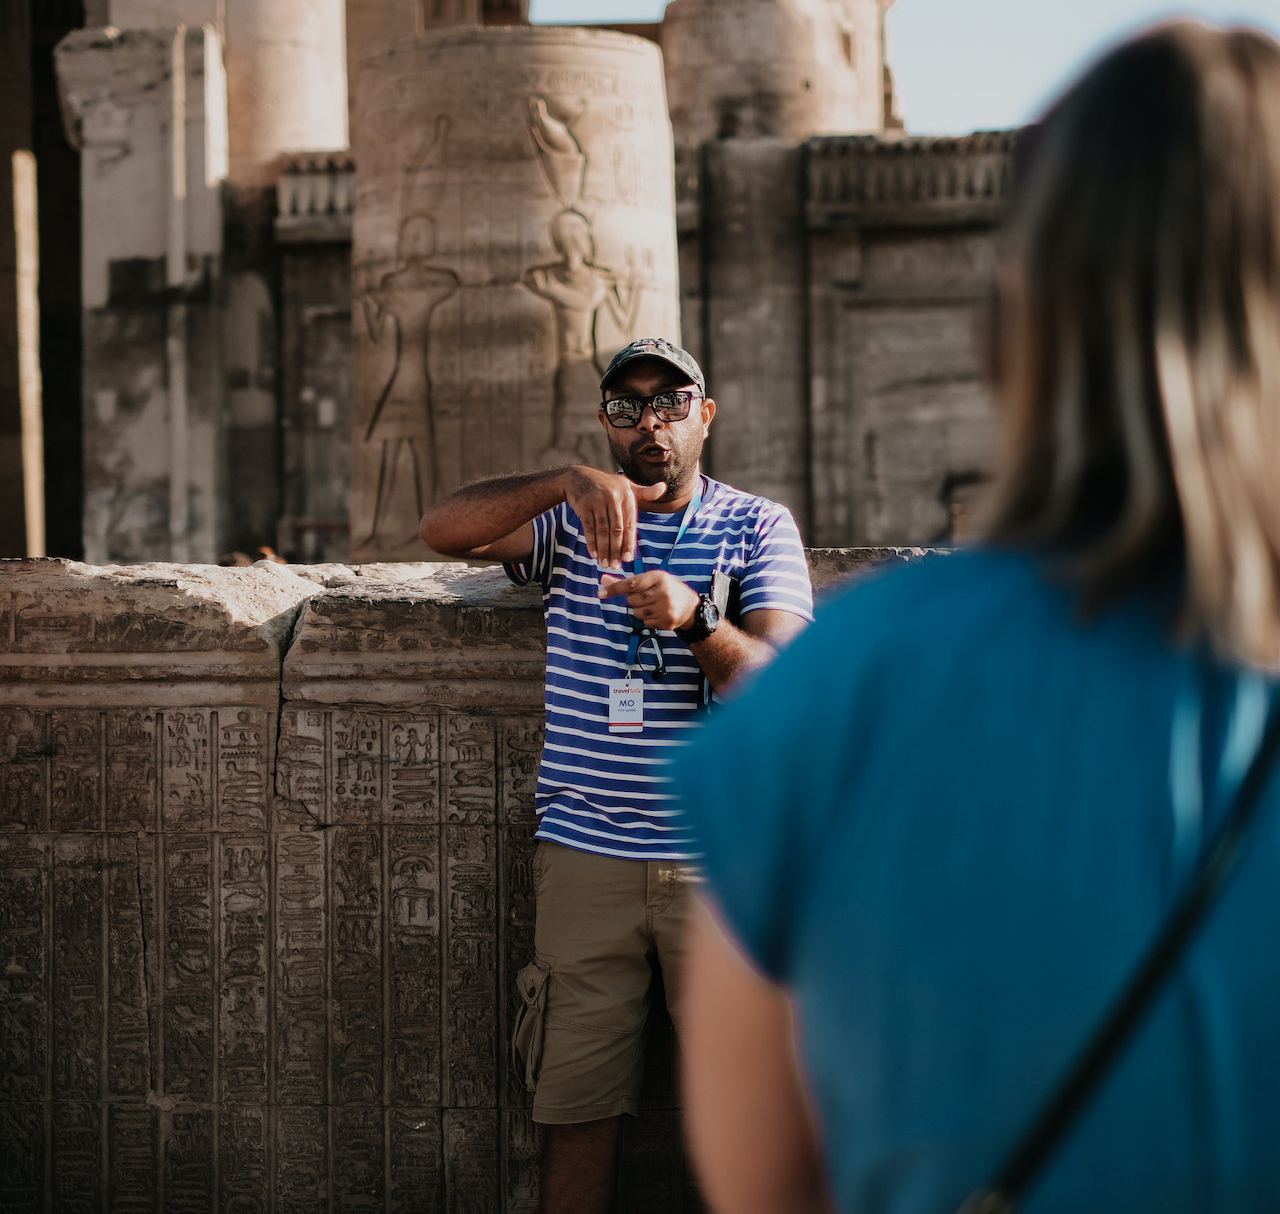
609, 679, 644, 732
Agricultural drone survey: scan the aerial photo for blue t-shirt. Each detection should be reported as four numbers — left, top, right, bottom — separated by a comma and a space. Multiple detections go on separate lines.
506, 475, 813, 860
673, 547, 1280, 1213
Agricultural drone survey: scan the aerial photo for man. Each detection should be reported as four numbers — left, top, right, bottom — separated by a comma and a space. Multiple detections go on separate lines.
419, 337, 813, 1213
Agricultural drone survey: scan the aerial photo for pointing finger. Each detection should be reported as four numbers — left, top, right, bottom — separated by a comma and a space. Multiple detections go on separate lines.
598, 573, 635, 599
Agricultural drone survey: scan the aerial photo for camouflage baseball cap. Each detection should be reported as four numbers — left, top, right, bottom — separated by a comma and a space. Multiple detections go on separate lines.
600, 337, 705, 395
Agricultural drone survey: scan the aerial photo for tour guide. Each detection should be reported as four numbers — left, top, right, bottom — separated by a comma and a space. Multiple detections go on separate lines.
419, 337, 813, 1212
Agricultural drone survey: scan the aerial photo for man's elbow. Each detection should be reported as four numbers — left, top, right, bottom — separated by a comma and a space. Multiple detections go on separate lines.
418, 509, 469, 557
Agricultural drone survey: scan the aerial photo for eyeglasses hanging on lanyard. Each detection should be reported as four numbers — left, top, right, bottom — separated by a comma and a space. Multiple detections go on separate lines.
621, 480, 704, 680
627, 624, 666, 678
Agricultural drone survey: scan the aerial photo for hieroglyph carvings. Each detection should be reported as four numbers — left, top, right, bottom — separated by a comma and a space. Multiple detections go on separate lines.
350, 28, 681, 560
523, 98, 643, 465
0, 554, 897, 1207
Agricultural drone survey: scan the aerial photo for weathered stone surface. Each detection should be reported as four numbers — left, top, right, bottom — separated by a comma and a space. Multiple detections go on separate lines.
663, 0, 889, 145
808, 218, 1000, 546
95, 0, 347, 190
350, 27, 681, 560
56, 26, 228, 564
284, 564, 546, 711
0, 550, 931, 1208
699, 139, 809, 530
807, 131, 1019, 229
0, 558, 319, 705
277, 189, 356, 563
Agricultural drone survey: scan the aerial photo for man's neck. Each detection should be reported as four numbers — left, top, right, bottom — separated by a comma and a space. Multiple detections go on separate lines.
638, 468, 702, 514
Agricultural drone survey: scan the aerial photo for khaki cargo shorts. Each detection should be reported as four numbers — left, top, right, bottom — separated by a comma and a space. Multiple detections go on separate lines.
512, 840, 695, 1124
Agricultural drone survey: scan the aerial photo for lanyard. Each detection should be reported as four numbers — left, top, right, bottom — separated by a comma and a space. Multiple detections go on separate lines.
623, 480, 703, 672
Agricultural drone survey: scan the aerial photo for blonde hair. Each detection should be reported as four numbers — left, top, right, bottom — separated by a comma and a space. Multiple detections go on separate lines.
980, 21, 1280, 668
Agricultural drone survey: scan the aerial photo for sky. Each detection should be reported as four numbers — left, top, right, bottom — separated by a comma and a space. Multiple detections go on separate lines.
527, 0, 1280, 135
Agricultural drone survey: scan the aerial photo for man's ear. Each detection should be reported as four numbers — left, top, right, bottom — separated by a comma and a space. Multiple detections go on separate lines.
700, 398, 716, 434
598, 407, 610, 435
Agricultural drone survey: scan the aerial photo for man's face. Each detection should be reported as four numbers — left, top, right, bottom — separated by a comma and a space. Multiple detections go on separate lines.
598, 358, 715, 503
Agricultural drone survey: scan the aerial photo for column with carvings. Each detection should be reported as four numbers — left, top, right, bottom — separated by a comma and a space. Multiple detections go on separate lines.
350, 26, 682, 560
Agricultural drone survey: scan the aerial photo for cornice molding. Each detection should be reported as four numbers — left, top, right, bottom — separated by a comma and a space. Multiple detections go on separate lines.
275, 153, 355, 243
807, 130, 1020, 228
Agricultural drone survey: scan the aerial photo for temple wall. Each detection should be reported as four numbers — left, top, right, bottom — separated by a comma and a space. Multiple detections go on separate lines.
0, 549, 894, 1210
276, 130, 1013, 560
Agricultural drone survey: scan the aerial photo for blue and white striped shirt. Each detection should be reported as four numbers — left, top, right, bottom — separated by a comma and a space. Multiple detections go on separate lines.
505, 475, 813, 860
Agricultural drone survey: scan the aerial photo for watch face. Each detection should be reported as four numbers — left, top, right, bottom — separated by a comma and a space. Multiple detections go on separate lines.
701, 598, 720, 629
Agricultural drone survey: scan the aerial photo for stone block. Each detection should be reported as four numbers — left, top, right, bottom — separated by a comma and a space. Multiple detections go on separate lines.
0, 552, 922, 1209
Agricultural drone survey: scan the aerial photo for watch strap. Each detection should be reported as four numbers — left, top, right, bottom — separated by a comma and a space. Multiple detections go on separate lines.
676, 593, 719, 643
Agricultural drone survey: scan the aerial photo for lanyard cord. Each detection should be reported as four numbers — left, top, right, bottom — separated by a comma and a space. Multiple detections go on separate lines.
623, 479, 703, 672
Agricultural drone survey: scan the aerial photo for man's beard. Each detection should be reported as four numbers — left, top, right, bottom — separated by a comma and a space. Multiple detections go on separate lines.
615, 440, 697, 502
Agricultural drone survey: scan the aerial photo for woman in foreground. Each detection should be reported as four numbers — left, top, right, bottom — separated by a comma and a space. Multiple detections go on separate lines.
675, 21, 1280, 1214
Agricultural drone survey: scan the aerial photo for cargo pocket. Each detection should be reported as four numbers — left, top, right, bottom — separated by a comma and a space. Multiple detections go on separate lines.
511, 954, 553, 1092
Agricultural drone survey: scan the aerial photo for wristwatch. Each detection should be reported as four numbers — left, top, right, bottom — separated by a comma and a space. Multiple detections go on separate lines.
676, 593, 721, 643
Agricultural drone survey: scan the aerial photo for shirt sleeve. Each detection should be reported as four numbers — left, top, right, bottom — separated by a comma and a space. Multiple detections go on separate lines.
502, 507, 558, 593
739, 504, 814, 622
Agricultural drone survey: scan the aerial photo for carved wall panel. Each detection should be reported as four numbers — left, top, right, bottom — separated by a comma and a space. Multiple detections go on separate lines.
350, 27, 682, 560
0, 558, 732, 1210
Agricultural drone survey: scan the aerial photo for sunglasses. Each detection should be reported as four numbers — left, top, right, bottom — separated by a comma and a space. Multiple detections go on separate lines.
601, 388, 702, 429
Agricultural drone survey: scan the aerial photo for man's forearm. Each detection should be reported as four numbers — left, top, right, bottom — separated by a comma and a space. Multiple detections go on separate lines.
688, 624, 777, 695
419, 467, 570, 556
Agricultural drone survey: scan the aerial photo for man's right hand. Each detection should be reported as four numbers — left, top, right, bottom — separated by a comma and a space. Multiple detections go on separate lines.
419, 463, 665, 565
563, 466, 667, 570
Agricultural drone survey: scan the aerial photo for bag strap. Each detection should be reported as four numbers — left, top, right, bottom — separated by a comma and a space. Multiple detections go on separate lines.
957, 689, 1280, 1214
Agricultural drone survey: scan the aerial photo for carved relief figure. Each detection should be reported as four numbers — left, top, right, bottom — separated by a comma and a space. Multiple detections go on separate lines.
528, 96, 587, 206
358, 116, 459, 548
358, 215, 460, 547
522, 209, 640, 464
523, 95, 648, 465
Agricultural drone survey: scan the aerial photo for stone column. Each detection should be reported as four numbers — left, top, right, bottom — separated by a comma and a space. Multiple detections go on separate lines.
346, 1, 532, 134
56, 26, 228, 563
1, 1, 42, 557
350, 26, 682, 560
662, 0, 887, 146
97, 0, 348, 557
101, 0, 347, 182
220, 0, 348, 189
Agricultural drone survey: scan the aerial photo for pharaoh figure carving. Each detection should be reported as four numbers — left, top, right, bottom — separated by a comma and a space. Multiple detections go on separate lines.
523, 97, 641, 466
357, 118, 460, 549
523, 209, 639, 465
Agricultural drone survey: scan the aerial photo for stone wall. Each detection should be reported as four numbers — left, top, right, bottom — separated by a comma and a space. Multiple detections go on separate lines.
0, 549, 901, 1210
276, 156, 356, 565
274, 130, 1013, 561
